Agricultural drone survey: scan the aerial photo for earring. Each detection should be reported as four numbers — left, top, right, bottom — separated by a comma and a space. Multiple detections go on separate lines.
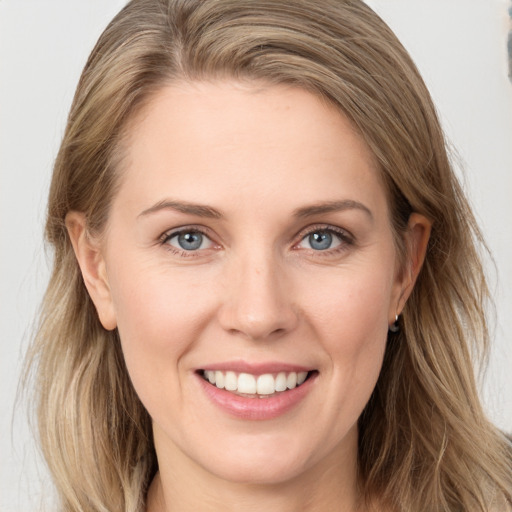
389, 314, 400, 333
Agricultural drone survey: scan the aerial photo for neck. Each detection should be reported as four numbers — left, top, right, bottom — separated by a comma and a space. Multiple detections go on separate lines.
146, 428, 367, 512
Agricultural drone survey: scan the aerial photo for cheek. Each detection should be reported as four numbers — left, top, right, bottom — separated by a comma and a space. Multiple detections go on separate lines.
299, 260, 394, 385
107, 260, 216, 398
304, 261, 393, 337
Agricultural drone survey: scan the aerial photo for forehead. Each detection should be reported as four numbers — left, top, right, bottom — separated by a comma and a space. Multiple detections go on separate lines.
114, 81, 388, 220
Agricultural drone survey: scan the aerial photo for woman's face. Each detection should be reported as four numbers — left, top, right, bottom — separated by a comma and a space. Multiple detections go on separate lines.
76, 81, 422, 486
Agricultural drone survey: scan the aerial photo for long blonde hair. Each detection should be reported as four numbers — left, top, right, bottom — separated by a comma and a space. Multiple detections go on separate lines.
27, 1, 512, 510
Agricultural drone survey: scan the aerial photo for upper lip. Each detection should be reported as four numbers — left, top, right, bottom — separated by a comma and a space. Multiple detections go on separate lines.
198, 360, 314, 375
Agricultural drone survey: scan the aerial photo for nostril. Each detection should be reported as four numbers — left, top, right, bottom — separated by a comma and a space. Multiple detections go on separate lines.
216, 271, 299, 341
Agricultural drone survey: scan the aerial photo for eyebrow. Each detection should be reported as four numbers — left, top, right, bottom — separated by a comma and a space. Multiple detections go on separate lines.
138, 199, 223, 219
138, 198, 373, 221
292, 200, 373, 220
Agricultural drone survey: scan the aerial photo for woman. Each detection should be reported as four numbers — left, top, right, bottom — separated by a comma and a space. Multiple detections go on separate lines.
27, 0, 512, 511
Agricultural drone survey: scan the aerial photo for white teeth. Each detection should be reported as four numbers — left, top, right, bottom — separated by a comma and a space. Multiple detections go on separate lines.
297, 371, 308, 385
238, 373, 257, 394
286, 372, 297, 389
256, 374, 275, 395
275, 372, 287, 392
203, 370, 310, 395
224, 371, 237, 391
215, 371, 225, 389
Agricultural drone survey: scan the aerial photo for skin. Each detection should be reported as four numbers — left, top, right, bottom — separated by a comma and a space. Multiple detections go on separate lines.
67, 81, 430, 512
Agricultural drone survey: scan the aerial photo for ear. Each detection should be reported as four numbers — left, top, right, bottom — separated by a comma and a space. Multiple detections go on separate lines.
65, 212, 117, 331
393, 213, 432, 316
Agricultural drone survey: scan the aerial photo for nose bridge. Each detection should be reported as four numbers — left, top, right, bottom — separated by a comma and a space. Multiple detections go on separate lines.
218, 243, 298, 340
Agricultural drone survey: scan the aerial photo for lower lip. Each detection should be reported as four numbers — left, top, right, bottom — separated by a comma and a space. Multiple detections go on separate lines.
196, 372, 317, 421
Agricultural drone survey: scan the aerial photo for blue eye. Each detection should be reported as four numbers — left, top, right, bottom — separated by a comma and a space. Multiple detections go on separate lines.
298, 229, 343, 251
166, 230, 213, 251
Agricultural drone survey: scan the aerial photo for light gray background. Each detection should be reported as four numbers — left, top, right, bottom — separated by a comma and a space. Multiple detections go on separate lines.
1, 1, 511, 510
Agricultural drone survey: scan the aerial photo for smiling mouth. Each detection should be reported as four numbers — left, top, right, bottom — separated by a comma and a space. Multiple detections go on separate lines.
199, 370, 316, 398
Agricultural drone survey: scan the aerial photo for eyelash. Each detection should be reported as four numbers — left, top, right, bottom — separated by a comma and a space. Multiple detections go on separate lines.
158, 224, 355, 258
159, 226, 217, 258
293, 224, 354, 257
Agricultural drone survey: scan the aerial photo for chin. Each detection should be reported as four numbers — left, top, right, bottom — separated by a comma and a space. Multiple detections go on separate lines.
188, 430, 324, 486
203, 454, 309, 486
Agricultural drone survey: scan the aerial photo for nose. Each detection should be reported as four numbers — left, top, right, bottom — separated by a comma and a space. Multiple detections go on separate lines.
217, 251, 299, 341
